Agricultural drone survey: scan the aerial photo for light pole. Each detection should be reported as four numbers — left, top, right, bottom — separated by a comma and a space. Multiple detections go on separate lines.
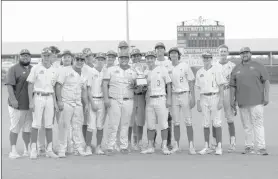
126, 0, 130, 51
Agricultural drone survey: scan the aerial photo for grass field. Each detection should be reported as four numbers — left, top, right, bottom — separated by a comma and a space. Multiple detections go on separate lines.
1, 85, 278, 179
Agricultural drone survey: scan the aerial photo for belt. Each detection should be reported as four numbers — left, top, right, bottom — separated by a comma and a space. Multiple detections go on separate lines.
150, 95, 164, 98
92, 96, 103, 99
203, 92, 218, 96
109, 97, 133, 101
173, 91, 188, 94
35, 92, 51, 96
223, 85, 230, 90
134, 92, 144, 95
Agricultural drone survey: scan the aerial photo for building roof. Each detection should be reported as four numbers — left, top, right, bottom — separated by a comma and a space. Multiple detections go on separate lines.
2, 38, 278, 55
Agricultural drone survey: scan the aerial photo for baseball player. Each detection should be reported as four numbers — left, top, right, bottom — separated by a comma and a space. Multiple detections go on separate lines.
85, 52, 107, 155
37, 46, 61, 156
27, 47, 59, 159
230, 47, 269, 155
195, 51, 225, 155
118, 41, 130, 65
5, 49, 33, 159
129, 48, 147, 151
140, 51, 172, 155
56, 51, 88, 157
103, 51, 137, 155
213, 44, 237, 152
154, 42, 173, 150
106, 50, 118, 68
167, 47, 197, 154
81, 48, 95, 140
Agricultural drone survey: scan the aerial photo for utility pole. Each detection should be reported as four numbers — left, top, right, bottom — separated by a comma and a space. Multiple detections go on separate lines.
126, 0, 130, 51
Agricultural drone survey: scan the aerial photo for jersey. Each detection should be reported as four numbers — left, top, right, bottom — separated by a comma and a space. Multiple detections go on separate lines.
144, 66, 171, 97
214, 61, 236, 85
27, 63, 57, 93
103, 65, 137, 99
155, 59, 172, 72
195, 65, 225, 94
56, 66, 87, 106
169, 62, 195, 93
87, 67, 104, 97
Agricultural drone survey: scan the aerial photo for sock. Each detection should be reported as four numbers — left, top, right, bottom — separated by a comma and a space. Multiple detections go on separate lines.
137, 126, 143, 141
153, 129, 157, 144
22, 132, 31, 151
215, 127, 222, 145
186, 126, 194, 144
45, 128, 53, 146
174, 125, 180, 142
167, 114, 172, 146
96, 129, 103, 146
228, 122, 235, 139
128, 127, 132, 143
82, 125, 87, 139
30, 128, 39, 145
147, 129, 155, 146
10, 132, 18, 146
204, 127, 210, 146
161, 129, 168, 141
85, 131, 93, 146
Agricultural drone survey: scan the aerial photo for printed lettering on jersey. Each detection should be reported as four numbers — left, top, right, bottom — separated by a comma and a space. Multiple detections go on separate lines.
115, 70, 120, 74
39, 70, 44, 74
168, 70, 172, 74
249, 66, 254, 70
200, 74, 204, 77
94, 74, 98, 78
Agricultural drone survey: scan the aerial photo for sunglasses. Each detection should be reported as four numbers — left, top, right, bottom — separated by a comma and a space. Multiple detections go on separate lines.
76, 58, 85, 62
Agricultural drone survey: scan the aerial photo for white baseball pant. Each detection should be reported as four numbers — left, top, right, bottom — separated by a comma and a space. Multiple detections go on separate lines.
223, 87, 234, 122
106, 98, 134, 150
239, 104, 266, 149
130, 94, 146, 127
87, 98, 106, 131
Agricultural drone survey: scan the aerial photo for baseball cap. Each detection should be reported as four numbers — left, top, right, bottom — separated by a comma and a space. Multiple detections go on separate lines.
82, 48, 93, 57
168, 47, 180, 55
201, 51, 213, 58
239, 47, 251, 54
49, 46, 60, 54
19, 49, 31, 55
118, 52, 129, 58
145, 51, 156, 58
130, 48, 141, 56
95, 52, 106, 59
61, 50, 74, 57
75, 53, 85, 60
106, 50, 117, 57
118, 41, 128, 48
41, 47, 52, 56
155, 42, 166, 50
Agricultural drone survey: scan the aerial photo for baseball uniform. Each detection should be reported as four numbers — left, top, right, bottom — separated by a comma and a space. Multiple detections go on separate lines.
56, 66, 87, 156
103, 65, 137, 151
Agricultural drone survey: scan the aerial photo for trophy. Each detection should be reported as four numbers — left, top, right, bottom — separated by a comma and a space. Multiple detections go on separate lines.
135, 64, 147, 87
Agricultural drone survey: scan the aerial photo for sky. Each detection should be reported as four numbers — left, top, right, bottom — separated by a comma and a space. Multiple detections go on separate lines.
2, 1, 278, 42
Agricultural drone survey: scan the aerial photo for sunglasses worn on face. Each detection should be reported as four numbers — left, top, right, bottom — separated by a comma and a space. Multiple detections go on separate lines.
76, 58, 85, 62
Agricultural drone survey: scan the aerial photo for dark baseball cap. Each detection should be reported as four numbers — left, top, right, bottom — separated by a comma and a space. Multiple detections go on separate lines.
41, 47, 52, 56
168, 47, 180, 55
239, 47, 251, 54
95, 52, 106, 59
155, 42, 166, 50
75, 53, 85, 60
145, 51, 156, 58
82, 48, 93, 57
61, 50, 74, 57
130, 48, 141, 56
118, 52, 129, 58
201, 51, 213, 58
106, 50, 117, 57
19, 49, 31, 55
49, 46, 60, 54
118, 41, 128, 48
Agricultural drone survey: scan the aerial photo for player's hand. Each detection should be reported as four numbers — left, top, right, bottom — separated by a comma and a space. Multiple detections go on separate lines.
84, 104, 89, 114
197, 100, 202, 112
91, 101, 98, 112
217, 100, 223, 110
263, 96, 269, 106
104, 98, 111, 108
54, 102, 59, 112
10, 99, 19, 109
57, 101, 64, 111
166, 98, 171, 108
29, 101, 34, 112
190, 96, 196, 109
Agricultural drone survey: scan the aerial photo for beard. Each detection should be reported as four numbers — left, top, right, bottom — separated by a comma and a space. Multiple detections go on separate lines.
19, 61, 30, 66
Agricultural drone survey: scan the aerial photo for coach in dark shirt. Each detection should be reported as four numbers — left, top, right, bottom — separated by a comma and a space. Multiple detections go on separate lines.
5, 49, 33, 159
230, 47, 269, 155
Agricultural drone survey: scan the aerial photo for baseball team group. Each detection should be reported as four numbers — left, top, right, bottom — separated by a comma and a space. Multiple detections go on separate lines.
5, 41, 270, 160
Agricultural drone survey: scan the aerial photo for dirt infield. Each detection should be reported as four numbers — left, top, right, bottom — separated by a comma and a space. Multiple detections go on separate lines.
2, 85, 278, 179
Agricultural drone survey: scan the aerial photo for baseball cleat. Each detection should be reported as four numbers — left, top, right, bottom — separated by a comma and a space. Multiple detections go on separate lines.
114, 144, 121, 152
74, 148, 87, 156
46, 151, 59, 158
140, 147, 155, 154
120, 149, 129, 155
188, 148, 197, 155
30, 149, 38, 160
242, 147, 255, 154
95, 146, 105, 155
22, 150, 29, 157
58, 152, 66, 158
9, 151, 21, 159
127, 142, 132, 152
38, 149, 46, 156
171, 144, 181, 154
228, 144, 236, 153
215, 147, 223, 155
162, 147, 172, 155
105, 149, 114, 156
257, 149, 269, 156
198, 148, 212, 155
132, 143, 140, 151
85, 146, 93, 156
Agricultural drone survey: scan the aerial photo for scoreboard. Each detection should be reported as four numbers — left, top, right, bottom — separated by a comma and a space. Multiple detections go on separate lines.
177, 17, 225, 66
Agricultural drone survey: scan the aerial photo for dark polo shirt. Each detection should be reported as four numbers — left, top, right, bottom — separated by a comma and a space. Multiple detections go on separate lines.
5, 63, 32, 110
229, 61, 269, 108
